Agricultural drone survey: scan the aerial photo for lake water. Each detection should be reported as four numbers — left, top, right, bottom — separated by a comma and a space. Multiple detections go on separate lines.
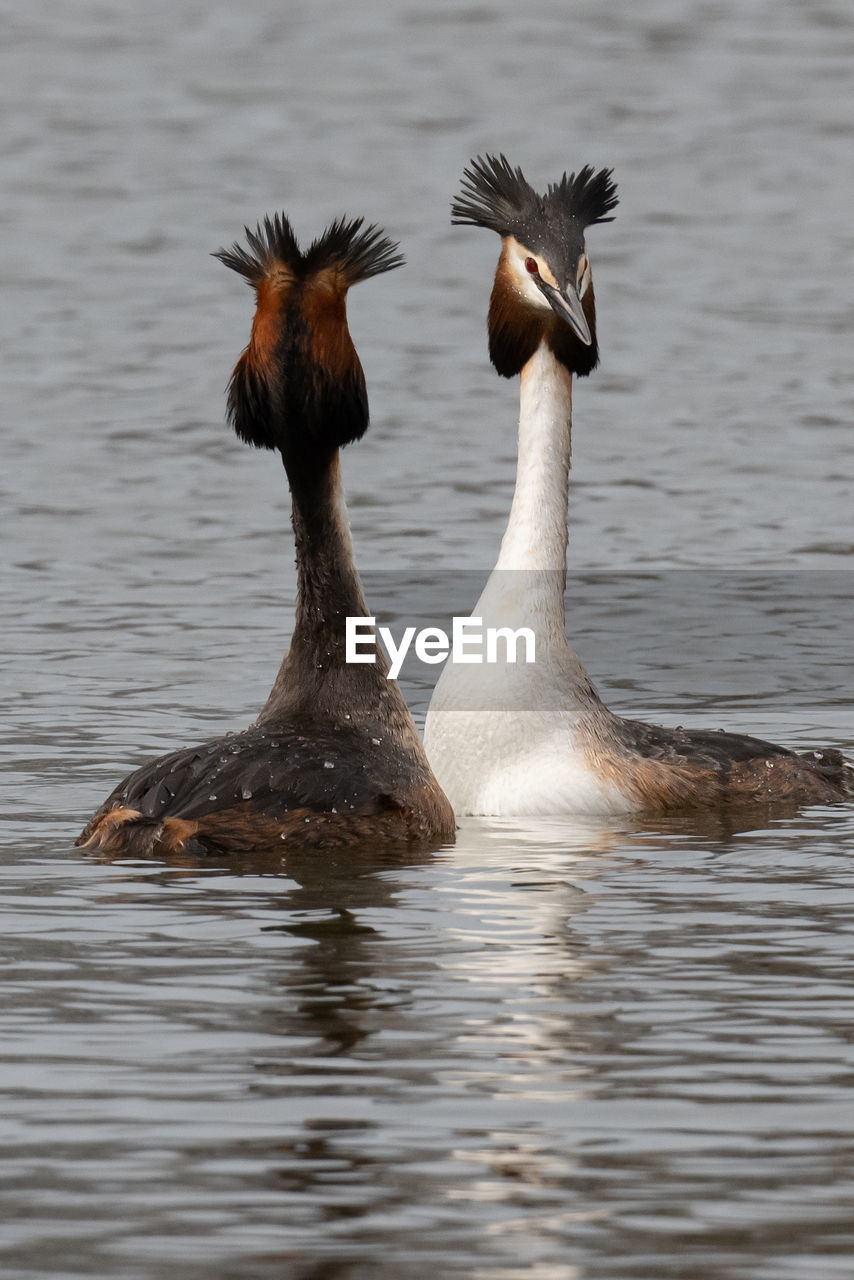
2, 0, 853, 1276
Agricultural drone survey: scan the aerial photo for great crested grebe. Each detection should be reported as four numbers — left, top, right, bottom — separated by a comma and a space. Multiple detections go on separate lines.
78, 213, 455, 855
424, 154, 850, 816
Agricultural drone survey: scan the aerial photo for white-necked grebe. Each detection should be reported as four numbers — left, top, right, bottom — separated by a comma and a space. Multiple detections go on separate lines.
424, 155, 849, 815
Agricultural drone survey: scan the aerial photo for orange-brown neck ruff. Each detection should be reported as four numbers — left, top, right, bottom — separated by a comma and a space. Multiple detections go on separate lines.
301, 268, 357, 378
225, 266, 368, 469
223, 266, 293, 451
487, 243, 599, 379
287, 271, 368, 472
250, 274, 291, 377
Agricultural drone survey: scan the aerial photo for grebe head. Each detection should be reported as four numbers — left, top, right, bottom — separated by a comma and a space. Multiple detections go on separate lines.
214, 214, 403, 471
452, 154, 617, 378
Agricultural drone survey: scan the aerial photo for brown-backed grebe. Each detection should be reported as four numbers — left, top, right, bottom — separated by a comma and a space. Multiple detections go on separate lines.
424, 154, 850, 815
78, 214, 455, 855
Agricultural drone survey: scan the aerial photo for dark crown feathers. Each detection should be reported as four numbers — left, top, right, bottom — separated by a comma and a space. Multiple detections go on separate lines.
214, 213, 404, 287
451, 153, 618, 236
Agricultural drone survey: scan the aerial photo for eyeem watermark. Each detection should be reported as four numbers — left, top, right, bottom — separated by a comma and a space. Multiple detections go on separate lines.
346, 616, 536, 680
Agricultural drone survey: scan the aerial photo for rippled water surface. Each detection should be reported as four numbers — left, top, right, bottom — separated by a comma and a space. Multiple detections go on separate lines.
3, 0, 853, 1276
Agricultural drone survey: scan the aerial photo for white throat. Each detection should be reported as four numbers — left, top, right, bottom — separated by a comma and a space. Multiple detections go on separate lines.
473, 341, 574, 648
495, 341, 572, 574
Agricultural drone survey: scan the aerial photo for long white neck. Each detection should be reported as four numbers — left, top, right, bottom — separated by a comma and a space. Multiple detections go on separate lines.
478, 342, 572, 642
496, 342, 571, 572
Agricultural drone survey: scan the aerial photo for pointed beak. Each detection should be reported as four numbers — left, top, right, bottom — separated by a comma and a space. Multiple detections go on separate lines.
536, 279, 592, 346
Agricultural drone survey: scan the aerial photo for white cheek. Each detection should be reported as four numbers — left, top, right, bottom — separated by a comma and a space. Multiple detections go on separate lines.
510, 257, 551, 310
578, 259, 591, 298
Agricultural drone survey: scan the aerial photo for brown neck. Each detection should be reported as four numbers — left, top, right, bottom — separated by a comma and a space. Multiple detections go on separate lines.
289, 450, 369, 648
258, 452, 412, 731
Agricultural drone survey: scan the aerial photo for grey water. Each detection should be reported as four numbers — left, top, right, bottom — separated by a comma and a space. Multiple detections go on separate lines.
2, 0, 854, 1276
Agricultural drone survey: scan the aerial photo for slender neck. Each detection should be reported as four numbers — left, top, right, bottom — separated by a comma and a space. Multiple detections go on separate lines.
469, 342, 573, 649
470, 339, 605, 708
495, 342, 572, 575
259, 450, 416, 731
259, 452, 367, 721
288, 450, 368, 638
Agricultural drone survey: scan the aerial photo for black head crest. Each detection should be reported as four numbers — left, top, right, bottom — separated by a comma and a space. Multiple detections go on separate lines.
213, 213, 301, 284
214, 214, 403, 288
452, 154, 542, 236
304, 217, 405, 285
452, 153, 618, 237
546, 165, 618, 227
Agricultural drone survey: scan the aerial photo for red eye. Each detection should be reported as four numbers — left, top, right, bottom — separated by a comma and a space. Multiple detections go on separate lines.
525, 257, 539, 274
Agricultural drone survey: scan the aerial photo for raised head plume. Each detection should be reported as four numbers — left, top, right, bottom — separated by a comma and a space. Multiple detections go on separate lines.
302, 217, 405, 285
452, 153, 617, 237
214, 214, 403, 466
215, 214, 403, 290
546, 165, 618, 228
213, 212, 302, 285
451, 154, 542, 237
